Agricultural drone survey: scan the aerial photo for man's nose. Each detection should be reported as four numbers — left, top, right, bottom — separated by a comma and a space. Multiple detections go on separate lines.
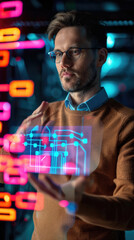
60, 53, 73, 68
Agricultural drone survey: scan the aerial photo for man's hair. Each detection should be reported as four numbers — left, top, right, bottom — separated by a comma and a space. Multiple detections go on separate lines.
47, 11, 107, 48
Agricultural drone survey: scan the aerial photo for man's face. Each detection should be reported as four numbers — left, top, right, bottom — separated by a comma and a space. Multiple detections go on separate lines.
54, 26, 104, 93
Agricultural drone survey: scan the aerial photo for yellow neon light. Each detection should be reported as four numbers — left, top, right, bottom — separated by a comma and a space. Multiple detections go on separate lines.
9, 80, 34, 97
0, 27, 21, 42
0, 208, 16, 221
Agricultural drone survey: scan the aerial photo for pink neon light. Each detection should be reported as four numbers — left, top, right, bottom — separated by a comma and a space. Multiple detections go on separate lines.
0, 84, 9, 92
4, 167, 28, 185
3, 134, 25, 153
0, 138, 3, 145
59, 200, 69, 208
0, 102, 11, 121
0, 39, 45, 50
21, 155, 51, 174
15, 192, 44, 210
41, 136, 49, 145
63, 162, 76, 175
0, 1, 23, 19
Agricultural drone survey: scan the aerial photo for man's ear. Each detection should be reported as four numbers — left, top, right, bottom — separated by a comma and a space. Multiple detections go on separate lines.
97, 48, 108, 67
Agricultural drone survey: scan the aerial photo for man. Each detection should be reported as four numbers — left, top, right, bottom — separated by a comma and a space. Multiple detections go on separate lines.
1, 11, 134, 240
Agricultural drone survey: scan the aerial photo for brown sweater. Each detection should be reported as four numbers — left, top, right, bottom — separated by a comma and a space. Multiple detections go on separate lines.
1, 98, 134, 240
31, 98, 134, 240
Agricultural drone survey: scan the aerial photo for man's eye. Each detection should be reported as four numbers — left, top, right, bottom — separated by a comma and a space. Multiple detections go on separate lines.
55, 51, 62, 57
70, 49, 80, 55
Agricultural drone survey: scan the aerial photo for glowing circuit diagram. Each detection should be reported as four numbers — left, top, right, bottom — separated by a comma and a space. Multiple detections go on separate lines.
22, 125, 92, 176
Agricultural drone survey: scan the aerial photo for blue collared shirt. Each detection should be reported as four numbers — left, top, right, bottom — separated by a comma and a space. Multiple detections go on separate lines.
65, 87, 108, 111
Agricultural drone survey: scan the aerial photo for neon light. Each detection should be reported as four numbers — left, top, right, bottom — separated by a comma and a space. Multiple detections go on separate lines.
0, 208, 16, 221
21, 155, 51, 174
0, 102, 11, 121
59, 200, 69, 208
0, 138, 3, 145
0, 155, 13, 172
0, 50, 9, 67
0, 39, 45, 50
63, 162, 76, 175
0, 28, 21, 42
0, 1, 23, 19
0, 192, 11, 207
3, 134, 25, 153
15, 192, 44, 210
66, 202, 78, 215
0, 84, 9, 91
4, 167, 28, 185
0, 122, 2, 133
9, 80, 34, 97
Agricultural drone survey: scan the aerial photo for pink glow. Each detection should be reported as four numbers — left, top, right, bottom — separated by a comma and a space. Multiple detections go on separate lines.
63, 162, 76, 175
15, 192, 44, 210
0, 1, 23, 18
21, 155, 51, 174
0, 84, 9, 92
4, 168, 28, 185
0, 138, 3, 145
59, 200, 69, 208
41, 136, 49, 145
3, 134, 25, 153
0, 102, 11, 121
0, 39, 45, 50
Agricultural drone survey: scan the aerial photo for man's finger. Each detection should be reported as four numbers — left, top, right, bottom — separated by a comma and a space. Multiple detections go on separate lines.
32, 101, 48, 115
28, 173, 62, 200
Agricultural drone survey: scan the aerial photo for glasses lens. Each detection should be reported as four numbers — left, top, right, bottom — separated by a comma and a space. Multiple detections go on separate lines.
48, 52, 56, 62
67, 48, 81, 60
55, 51, 62, 63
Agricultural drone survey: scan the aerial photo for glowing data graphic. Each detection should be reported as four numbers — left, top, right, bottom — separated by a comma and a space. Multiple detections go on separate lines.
22, 125, 92, 176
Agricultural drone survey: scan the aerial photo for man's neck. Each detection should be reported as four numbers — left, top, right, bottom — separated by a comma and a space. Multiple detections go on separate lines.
69, 86, 101, 106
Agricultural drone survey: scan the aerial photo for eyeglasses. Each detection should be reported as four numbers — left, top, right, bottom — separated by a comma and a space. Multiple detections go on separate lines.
48, 47, 99, 63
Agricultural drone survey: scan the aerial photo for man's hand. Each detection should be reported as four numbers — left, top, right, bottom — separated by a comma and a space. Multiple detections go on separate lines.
28, 173, 86, 205
16, 101, 48, 135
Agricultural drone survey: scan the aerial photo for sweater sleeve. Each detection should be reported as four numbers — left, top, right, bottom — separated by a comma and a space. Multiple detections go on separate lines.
76, 116, 134, 231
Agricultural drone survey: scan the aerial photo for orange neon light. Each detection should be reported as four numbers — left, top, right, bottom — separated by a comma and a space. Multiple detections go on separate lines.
9, 80, 34, 97
0, 192, 11, 207
0, 208, 16, 221
0, 122, 2, 133
0, 50, 9, 67
0, 28, 21, 42
0, 155, 14, 172
15, 192, 44, 210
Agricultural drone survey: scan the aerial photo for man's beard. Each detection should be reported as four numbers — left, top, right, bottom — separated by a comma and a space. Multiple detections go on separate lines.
59, 68, 97, 93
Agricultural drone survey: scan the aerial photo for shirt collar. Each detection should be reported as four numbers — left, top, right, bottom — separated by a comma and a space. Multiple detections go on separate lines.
65, 87, 108, 111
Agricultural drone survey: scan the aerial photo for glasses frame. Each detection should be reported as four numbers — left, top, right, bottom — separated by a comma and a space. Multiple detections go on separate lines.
48, 46, 100, 63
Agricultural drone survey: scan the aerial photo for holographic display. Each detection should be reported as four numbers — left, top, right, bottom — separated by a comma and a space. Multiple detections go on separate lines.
22, 125, 92, 176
